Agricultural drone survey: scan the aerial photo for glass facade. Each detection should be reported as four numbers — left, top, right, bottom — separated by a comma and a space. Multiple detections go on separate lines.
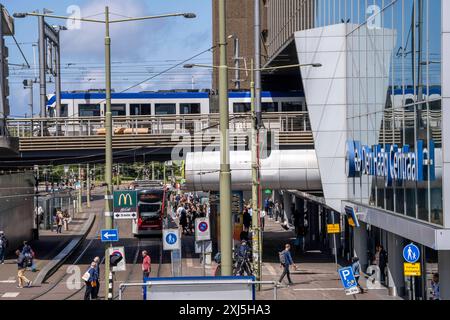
340, 0, 442, 226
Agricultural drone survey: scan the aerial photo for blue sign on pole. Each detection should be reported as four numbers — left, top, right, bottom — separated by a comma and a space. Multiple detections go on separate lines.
338, 267, 357, 290
166, 233, 177, 245
403, 243, 420, 263
101, 229, 119, 242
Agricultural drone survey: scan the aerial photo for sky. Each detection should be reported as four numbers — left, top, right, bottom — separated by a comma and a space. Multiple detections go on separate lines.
3, 0, 212, 117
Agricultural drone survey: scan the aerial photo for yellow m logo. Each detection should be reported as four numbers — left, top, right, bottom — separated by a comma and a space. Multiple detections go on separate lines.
118, 193, 133, 206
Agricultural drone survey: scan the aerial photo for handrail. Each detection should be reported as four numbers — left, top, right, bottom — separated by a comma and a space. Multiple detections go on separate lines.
118, 280, 279, 300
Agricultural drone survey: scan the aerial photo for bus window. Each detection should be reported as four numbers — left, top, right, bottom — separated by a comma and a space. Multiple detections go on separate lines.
155, 103, 176, 115
180, 103, 201, 114
139, 203, 161, 220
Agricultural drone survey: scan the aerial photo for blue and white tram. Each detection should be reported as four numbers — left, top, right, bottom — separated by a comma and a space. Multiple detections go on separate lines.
46, 90, 307, 118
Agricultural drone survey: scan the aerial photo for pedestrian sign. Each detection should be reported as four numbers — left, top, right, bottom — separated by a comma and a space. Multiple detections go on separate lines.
163, 229, 181, 251
404, 263, 421, 276
327, 224, 340, 234
113, 190, 138, 218
101, 229, 119, 242
195, 217, 211, 241
338, 267, 357, 290
403, 243, 420, 263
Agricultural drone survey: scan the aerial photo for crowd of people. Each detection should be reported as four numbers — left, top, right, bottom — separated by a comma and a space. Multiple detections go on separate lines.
173, 193, 209, 235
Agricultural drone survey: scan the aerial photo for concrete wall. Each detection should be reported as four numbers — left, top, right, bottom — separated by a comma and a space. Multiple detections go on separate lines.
0, 172, 34, 253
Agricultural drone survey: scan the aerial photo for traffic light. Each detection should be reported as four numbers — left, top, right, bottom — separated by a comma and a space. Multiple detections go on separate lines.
109, 251, 123, 267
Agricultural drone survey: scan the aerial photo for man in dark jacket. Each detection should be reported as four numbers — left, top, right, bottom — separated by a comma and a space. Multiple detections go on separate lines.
278, 244, 297, 285
0, 231, 8, 264
243, 207, 251, 232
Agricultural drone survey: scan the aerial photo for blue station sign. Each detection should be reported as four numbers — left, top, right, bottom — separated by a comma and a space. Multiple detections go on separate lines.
346, 139, 435, 186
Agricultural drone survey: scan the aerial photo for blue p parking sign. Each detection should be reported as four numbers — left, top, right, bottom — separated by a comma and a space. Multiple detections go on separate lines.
338, 267, 357, 290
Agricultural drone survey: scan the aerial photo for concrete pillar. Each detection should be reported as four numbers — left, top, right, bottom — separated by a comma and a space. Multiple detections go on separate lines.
283, 191, 292, 224
438, 250, 450, 300
387, 232, 405, 297
353, 222, 368, 270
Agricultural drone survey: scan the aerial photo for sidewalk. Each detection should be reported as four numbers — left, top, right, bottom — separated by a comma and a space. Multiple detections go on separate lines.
178, 217, 402, 300
256, 217, 402, 300
0, 192, 99, 298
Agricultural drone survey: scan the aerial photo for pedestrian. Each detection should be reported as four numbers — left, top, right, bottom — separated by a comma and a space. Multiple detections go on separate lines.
278, 244, 297, 286
83, 262, 98, 300
431, 273, 440, 300
22, 241, 37, 272
56, 210, 64, 233
142, 250, 151, 279
260, 210, 266, 232
373, 244, 388, 283
91, 256, 101, 299
243, 207, 251, 232
0, 231, 8, 264
179, 206, 188, 235
274, 201, 281, 222
16, 250, 32, 288
264, 197, 270, 218
351, 256, 364, 293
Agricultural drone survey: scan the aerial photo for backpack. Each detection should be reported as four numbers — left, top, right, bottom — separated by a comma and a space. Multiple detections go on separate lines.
23, 254, 32, 267
279, 251, 286, 265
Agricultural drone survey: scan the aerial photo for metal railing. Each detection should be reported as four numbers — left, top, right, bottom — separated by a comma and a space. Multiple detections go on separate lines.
6, 112, 311, 138
118, 280, 279, 300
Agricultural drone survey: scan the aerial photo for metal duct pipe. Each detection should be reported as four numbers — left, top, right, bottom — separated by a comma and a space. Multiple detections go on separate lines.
185, 149, 322, 191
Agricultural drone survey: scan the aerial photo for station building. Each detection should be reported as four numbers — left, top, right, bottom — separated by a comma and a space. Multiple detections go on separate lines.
208, 0, 450, 299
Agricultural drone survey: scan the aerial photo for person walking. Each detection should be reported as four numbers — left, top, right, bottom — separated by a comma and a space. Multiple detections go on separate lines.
142, 250, 151, 279
56, 210, 64, 234
91, 256, 101, 299
16, 250, 32, 288
22, 241, 36, 272
278, 244, 297, 286
260, 210, 266, 232
83, 262, 98, 300
243, 207, 251, 232
373, 245, 388, 283
0, 231, 8, 264
274, 201, 281, 222
431, 273, 440, 300
352, 256, 364, 294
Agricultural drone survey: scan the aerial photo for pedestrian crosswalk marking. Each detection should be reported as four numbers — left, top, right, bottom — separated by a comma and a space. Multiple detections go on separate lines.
2, 292, 20, 298
293, 288, 343, 291
0, 280, 16, 283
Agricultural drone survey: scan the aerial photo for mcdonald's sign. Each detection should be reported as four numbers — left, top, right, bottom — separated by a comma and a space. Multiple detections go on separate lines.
114, 190, 137, 212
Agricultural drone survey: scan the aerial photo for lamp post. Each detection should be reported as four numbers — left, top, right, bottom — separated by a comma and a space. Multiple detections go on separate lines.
14, 7, 196, 300
184, 61, 321, 280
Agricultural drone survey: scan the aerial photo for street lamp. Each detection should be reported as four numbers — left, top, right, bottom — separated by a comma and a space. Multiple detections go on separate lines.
184, 60, 321, 281
14, 6, 196, 300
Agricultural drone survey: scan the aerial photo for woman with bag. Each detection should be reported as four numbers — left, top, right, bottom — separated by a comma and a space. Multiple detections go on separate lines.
83, 262, 98, 300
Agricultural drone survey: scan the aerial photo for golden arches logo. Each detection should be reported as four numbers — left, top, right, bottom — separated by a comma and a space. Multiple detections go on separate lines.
118, 193, 133, 206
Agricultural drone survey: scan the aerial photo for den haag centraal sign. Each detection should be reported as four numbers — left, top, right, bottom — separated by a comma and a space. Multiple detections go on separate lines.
346, 139, 436, 186
113, 190, 138, 219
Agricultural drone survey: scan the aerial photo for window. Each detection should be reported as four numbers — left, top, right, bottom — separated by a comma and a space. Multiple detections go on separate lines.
61, 104, 68, 117
180, 103, 201, 114
281, 101, 304, 112
78, 104, 100, 117
130, 104, 151, 115
155, 103, 176, 115
262, 102, 277, 112
111, 104, 126, 116
233, 102, 251, 113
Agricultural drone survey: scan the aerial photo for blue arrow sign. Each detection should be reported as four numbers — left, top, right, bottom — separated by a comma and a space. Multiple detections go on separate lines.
338, 267, 357, 290
101, 229, 119, 242
403, 243, 420, 263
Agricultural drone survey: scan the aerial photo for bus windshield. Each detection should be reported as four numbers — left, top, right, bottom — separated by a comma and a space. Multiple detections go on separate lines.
139, 203, 161, 220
